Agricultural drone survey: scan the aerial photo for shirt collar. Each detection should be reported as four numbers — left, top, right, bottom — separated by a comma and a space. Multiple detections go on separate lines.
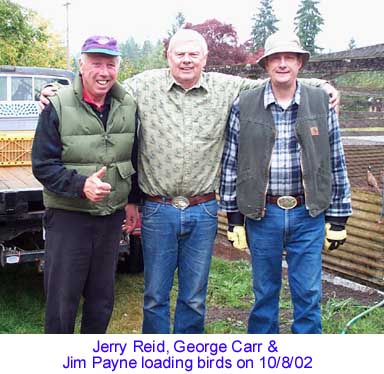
264, 80, 302, 109
166, 69, 209, 93
82, 82, 111, 112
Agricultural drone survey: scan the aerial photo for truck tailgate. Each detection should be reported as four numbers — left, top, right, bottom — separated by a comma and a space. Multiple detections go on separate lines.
0, 167, 42, 217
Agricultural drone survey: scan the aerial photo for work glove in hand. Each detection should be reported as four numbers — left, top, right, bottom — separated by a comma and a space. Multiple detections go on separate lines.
227, 225, 248, 251
324, 222, 347, 250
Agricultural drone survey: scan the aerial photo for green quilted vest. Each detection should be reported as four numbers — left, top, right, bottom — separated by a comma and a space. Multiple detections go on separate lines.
44, 74, 136, 215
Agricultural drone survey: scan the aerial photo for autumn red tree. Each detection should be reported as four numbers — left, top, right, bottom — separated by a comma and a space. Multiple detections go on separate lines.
164, 19, 249, 67
243, 38, 265, 64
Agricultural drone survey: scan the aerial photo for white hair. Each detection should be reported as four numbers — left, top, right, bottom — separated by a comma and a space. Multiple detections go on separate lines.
79, 53, 121, 67
168, 29, 208, 55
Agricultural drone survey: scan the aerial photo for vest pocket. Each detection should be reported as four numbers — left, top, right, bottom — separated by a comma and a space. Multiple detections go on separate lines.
116, 161, 134, 198
116, 161, 134, 179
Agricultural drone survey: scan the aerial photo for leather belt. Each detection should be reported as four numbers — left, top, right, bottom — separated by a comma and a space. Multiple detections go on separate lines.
146, 193, 216, 210
266, 195, 304, 210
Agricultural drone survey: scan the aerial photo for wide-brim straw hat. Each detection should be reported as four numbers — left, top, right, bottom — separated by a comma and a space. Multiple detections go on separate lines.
257, 31, 310, 68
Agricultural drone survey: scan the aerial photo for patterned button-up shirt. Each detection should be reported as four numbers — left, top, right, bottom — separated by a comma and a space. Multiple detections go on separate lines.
123, 69, 265, 197
220, 82, 352, 217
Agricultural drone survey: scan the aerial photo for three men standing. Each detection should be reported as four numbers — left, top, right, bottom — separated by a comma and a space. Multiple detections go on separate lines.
37, 30, 342, 334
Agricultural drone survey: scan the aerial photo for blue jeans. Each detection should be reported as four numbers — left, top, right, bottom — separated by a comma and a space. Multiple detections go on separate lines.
141, 199, 218, 333
246, 204, 325, 334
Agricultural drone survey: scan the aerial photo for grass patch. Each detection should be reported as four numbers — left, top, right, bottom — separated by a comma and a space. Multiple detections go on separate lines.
207, 258, 253, 309
107, 272, 144, 333
205, 258, 384, 334
322, 298, 384, 334
0, 264, 44, 333
0, 258, 383, 334
206, 318, 246, 334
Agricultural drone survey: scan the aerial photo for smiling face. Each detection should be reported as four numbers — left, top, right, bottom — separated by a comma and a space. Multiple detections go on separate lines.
167, 38, 207, 90
79, 53, 119, 103
264, 52, 303, 87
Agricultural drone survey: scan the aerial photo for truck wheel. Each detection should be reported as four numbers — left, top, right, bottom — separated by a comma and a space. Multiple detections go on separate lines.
117, 234, 143, 273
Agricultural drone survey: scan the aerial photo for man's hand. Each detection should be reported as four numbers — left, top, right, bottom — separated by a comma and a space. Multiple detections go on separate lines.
38, 85, 58, 112
324, 222, 347, 250
83, 167, 111, 202
122, 204, 141, 234
322, 82, 340, 113
227, 225, 248, 251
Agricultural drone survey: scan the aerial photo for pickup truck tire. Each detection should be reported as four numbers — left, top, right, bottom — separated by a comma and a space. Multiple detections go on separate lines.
117, 234, 144, 274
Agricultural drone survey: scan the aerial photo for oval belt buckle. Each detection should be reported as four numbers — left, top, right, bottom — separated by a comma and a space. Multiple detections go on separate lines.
276, 195, 297, 210
171, 196, 190, 210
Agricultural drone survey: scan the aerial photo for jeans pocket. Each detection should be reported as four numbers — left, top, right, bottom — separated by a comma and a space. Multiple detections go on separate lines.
201, 200, 218, 218
142, 202, 161, 219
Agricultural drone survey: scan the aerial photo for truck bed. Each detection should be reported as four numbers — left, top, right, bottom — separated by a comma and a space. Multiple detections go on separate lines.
0, 167, 43, 217
0, 166, 41, 191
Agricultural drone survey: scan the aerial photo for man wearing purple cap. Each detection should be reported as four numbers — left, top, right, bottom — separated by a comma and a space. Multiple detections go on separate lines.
220, 31, 352, 334
32, 35, 138, 333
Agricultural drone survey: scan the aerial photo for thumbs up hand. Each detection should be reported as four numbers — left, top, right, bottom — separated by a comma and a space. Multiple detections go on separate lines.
83, 166, 112, 202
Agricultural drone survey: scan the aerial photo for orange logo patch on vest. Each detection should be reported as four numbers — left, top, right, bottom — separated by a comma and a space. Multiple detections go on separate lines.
310, 127, 319, 136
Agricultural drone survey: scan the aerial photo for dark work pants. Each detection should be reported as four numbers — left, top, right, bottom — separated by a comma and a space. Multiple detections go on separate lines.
43, 208, 125, 334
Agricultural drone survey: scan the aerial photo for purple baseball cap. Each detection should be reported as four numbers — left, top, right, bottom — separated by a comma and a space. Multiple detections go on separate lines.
81, 35, 121, 56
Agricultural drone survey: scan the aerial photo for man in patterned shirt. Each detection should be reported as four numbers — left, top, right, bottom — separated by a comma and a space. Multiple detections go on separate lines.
40, 29, 340, 334
123, 29, 342, 334
220, 31, 352, 334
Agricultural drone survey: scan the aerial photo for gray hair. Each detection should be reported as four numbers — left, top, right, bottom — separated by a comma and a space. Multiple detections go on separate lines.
168, 29, 208, 56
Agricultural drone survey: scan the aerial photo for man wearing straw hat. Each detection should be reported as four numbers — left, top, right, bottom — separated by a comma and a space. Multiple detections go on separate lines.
220, 31, 352, 333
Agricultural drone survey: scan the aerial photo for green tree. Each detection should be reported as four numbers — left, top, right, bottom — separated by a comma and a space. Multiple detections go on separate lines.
294, 0, 324, 55
138, 40, 167, 71
120, 37, 141, 61
250, 0, 279, 50
168, 12, 186, 37
119, 39, 166, 80
141, 40, 153, 58
0, 0, 66, 67
348, 37, 357, 50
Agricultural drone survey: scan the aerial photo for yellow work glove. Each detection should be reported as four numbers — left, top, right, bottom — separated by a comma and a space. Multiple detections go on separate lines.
324, 222, 347, 251
227, 225, 248, 251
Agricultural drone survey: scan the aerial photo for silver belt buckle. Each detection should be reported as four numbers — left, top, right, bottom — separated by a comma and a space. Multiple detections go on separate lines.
171, 196, 190, 210
277, 195, 297, 210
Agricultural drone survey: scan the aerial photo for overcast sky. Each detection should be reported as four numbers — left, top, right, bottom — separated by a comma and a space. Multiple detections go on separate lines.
14, 0, 383, 55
